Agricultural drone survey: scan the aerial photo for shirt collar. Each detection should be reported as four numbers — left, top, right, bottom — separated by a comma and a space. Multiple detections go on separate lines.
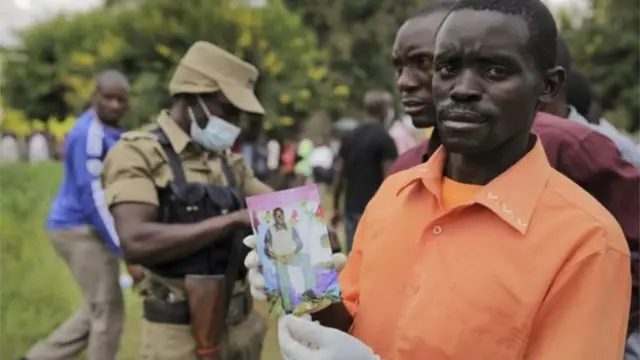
567, 105, 589, 124
399, 136, 552, 235
157, 110, 192, 154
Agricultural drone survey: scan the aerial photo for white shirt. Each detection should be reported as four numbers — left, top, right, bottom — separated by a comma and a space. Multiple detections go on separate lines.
308, 145, 334, 169
270, 227, 298, 255
267, 139, 281, 170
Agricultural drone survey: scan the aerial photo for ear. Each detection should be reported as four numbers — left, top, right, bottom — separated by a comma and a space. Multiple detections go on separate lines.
539, 66, 566, 104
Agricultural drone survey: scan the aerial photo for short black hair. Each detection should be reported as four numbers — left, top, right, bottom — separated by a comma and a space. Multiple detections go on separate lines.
447, 0, 558, 73
556, 37, 572, 73
412, 1, 457, 19
566, 68, 592, 117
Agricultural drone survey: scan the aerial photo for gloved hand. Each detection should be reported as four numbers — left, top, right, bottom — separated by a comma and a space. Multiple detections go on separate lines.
243, 235, 348, 302
278, 315, 380, 360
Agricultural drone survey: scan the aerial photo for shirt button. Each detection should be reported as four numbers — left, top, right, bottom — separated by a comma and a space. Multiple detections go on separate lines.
432, 226, 443, 235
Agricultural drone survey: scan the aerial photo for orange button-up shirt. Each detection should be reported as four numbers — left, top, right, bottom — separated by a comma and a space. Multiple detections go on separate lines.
339, 138, 631, 360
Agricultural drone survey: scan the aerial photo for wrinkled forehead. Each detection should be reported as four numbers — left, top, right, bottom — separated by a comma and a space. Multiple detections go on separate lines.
393, 13, 448, 54
435, 10, 530, 58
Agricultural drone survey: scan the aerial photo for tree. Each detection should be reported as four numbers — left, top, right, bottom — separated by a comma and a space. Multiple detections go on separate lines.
2, 0, 350, 130
559, 0, 639, 132
282, 0, 430, 111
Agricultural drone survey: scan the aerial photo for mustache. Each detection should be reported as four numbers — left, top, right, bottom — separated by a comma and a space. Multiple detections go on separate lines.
437, 103, 486, 120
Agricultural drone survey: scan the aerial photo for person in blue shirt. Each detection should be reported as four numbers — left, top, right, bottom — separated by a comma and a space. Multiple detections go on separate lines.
23, 70, 130, 360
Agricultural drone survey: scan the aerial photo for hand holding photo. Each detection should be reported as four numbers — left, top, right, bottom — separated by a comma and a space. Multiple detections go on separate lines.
246, 185, 341, 316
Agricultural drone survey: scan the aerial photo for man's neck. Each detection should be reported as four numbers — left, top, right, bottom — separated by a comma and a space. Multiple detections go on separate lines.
542, 99, 569, 119
445, 133, 533, 185
91, 109, 122, 130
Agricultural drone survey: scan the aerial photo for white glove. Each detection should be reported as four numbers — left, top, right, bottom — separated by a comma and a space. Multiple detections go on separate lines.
278, 314, 380, 360
243, 234, 348, 302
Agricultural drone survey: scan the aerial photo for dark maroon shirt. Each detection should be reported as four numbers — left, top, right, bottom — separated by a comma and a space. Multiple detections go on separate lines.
387, 112, 640, 331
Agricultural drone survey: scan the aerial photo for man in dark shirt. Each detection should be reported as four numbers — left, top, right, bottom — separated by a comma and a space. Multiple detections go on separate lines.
332, 90, 398, 252
387, 0, 640, 346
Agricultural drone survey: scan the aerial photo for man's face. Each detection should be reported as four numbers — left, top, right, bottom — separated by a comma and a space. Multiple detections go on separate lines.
432, 10, 557, 154
191, 92, 242, 129
274, 210, 285, 225
392, 12, 447, 128
93, 85, 129, 125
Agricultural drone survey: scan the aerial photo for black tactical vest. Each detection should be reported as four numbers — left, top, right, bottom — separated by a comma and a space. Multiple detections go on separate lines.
147, 128, 247, 279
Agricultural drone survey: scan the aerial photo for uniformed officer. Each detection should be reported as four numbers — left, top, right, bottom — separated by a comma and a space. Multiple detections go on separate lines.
102, 41, 271, 359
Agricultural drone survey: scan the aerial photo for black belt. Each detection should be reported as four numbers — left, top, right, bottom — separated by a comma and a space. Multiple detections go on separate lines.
143, 291, 252, 326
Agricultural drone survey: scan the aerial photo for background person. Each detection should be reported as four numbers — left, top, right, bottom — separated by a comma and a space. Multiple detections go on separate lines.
24, 70, 130, 360
103, 41, 271, 360
331, 90, 398, 252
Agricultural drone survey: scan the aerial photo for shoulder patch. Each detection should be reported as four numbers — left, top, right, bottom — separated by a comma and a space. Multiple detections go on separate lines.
120, 131, 158, 142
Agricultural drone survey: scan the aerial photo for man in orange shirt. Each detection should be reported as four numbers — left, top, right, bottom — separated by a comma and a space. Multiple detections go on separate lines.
247, 0, 632, 359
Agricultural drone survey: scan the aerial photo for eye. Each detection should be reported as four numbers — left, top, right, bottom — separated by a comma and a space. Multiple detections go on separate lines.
436, 63, 456, 78
484, 65, 509, 80
417, 56, 433, 71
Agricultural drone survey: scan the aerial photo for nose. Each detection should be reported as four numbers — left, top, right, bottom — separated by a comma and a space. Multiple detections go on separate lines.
450, 69, 482, 102
108, 98, 125, 111
397, 67, 420, 94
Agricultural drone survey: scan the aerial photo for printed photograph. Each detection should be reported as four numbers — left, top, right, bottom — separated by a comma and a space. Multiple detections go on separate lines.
247, 185, 341, 315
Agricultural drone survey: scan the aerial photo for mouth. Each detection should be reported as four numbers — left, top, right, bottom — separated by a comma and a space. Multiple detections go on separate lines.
401, 99, 431, 116
440, 111, 486, 131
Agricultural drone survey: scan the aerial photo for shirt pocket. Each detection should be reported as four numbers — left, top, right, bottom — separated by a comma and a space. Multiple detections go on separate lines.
439, 270, 529, 359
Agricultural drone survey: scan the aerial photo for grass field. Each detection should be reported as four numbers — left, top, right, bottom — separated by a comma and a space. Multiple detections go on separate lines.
0, 162, 336, 359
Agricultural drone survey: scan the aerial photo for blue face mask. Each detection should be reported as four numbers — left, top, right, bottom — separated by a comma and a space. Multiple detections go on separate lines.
188, 96, 241, 151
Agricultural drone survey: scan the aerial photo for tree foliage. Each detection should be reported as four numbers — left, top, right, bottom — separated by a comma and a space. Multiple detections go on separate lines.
2, 0, 350, 130
2, 0, 638, 136
282, 0, 428, 108
559, 0, 639, 132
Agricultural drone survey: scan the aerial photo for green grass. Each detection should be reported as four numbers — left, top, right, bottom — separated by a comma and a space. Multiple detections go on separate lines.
0, 162, 293, 359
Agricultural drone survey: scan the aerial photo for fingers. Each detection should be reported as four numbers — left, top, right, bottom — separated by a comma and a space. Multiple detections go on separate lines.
248, 267, 267, 301
278, 315, 316, 359
250, 285, 267, 301
244, 249, 261, 269
281, 314, 330, 345
332, 252, 347, 271
242, 234, 257, 249
248, 267, 266, 289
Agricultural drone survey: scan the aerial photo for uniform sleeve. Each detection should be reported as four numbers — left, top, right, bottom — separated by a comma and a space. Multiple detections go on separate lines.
67, 124, 121, 255
241, 160, 272, 196
525, 247, 631, 359
102, 139, 159, 207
